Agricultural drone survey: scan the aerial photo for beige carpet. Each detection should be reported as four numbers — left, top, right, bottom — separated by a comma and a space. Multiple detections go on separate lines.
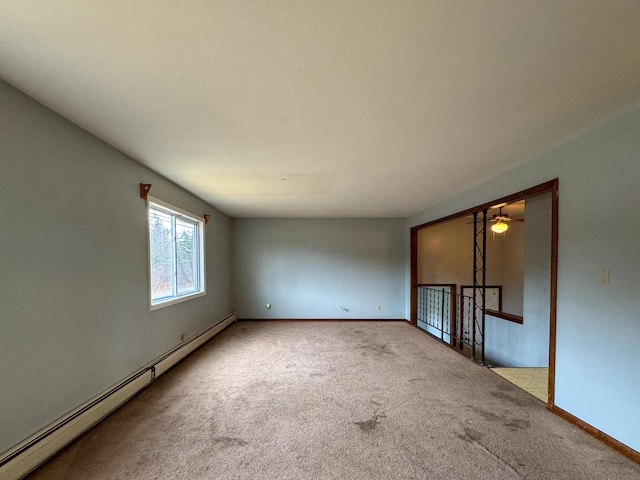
491, 368, 549, 403
27, 321, 640, 479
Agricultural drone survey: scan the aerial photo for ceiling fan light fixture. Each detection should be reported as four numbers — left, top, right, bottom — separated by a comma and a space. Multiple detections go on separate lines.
491, 220, 509, 233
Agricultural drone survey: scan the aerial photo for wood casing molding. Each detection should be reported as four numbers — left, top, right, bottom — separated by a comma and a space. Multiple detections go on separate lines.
410, 229, 418, 326
550, 406, 640, 464
548, 178, 559, 407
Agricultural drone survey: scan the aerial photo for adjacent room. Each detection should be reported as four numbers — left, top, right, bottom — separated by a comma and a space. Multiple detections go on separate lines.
414, 188, 553, 402
1, 2, 640, 478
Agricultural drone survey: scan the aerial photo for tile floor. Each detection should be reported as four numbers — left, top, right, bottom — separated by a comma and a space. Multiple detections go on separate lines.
491, 367, 548, 403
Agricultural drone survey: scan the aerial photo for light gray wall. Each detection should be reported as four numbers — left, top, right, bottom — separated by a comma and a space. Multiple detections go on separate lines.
485, 192, 550, 367
234, 219, 405, 319
0, 81, 234, 453
406, 103, 640, 452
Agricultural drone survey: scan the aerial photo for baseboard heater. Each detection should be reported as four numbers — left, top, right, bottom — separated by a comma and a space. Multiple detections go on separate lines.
0, 312, 237, 480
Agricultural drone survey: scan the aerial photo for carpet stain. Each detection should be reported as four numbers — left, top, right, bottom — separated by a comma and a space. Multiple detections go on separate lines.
468, 405, 501, 422
354, 406, 387, 432
468, 406, 530, 432
490, 390, 530, 407
505, 419, 530, 431
408, 377, 427, 383
354, 414, 384, 432
496, 383, 515, 392
310, 373, 324, 378
457, 427, 483, 443
457, 428, 521, 475
213, 437, 248, 448
359, 343, 394, 356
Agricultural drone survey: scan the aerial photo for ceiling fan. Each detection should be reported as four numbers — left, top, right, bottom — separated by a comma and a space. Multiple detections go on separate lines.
490, 206, 524, 233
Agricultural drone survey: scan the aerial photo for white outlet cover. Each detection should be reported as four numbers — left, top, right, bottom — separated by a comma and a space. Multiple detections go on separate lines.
599, 268, 610, 285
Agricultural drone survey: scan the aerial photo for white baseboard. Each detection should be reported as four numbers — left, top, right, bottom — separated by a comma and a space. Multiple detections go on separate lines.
0, 312, 236, 480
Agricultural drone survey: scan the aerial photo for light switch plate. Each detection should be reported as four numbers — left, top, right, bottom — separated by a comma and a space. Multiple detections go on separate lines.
599, 268, 609, 285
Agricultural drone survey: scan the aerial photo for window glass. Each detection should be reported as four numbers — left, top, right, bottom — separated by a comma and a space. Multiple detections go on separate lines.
148, 199, 205, 309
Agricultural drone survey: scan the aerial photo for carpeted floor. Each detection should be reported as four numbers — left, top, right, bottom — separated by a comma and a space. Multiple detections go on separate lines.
27, 321, 640, 479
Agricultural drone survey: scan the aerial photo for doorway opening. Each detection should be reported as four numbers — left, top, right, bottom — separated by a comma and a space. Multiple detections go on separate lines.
410, 180, 558, 406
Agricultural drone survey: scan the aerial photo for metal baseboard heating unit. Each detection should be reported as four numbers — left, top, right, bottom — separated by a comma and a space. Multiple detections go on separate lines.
0, 312, 237, 480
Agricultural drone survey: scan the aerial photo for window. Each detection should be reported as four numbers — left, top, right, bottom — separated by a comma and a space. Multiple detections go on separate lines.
147, 197, 205, 309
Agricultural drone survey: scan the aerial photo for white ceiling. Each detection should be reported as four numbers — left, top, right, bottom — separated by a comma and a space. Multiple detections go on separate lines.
2, 1, 640, 218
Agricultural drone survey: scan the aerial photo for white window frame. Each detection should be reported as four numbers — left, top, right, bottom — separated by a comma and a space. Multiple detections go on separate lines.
147, 196, 206, 310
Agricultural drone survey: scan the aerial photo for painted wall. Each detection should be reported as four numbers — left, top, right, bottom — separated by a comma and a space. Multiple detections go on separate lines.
501, 221, 524, 316
485, 192, 550, 367
0, 81, 234, 453
416, 216, 523, 313
234, 219, 405, 319
406, 103, 640, 452
417, 219, 477, 286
